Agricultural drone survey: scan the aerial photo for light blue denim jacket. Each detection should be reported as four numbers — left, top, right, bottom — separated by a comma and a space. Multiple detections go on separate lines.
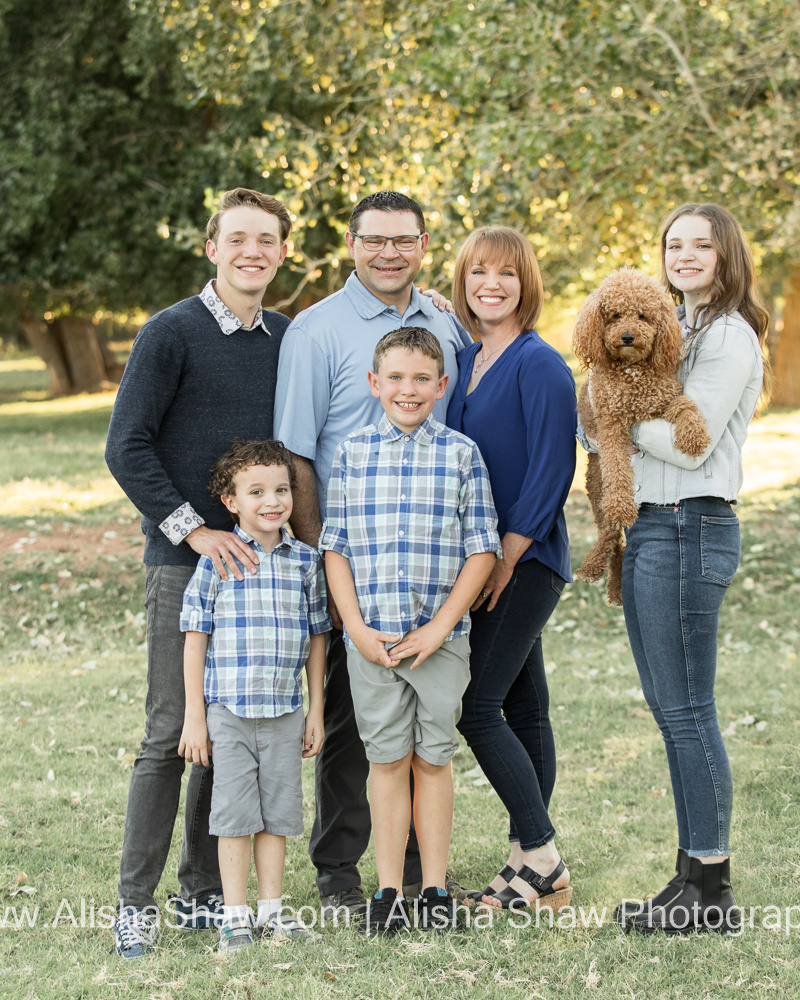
630, 310, 763, 505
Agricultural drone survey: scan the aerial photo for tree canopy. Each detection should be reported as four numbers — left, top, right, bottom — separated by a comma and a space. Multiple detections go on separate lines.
2, 0, 799, 398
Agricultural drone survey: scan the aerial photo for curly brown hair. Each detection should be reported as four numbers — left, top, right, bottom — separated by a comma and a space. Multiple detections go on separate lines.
208, 440, 297, 508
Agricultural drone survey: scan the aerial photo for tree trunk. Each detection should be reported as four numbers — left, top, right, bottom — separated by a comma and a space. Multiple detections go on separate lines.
18, 309, 123, 396
771, 266, 800, 407
19, 313, 73, 396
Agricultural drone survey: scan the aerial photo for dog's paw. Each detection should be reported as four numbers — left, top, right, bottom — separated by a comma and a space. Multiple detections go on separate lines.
576, 562, 604, 584
604, 496, 638, 529
674, 421, 712, 457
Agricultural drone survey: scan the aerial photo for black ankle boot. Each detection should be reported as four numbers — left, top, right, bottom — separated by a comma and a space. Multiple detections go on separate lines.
626, 856, 740, 935
614, 849, 689, 927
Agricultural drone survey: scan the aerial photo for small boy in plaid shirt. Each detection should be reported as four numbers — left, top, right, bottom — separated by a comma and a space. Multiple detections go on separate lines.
320, 327, 500, 934
179, 439, 330, 951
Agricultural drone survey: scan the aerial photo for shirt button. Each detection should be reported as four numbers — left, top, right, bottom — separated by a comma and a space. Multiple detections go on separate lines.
400, 494, 406, 501
403, 459, 408, 465
403, 436, 409, 442
398, 570, 404, 577
399, 530, 404, 537
634, 484, 641, 492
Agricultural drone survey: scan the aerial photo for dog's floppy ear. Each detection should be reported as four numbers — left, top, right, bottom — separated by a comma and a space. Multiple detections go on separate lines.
651, 293, 684, 374
572, 291, 605, 368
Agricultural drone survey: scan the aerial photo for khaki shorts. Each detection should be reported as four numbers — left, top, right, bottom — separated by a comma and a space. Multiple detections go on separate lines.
206, 703, 304, 838
346, 635, 470, 766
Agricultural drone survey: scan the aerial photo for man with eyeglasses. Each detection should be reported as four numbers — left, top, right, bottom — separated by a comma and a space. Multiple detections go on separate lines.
274, 190, 471, 919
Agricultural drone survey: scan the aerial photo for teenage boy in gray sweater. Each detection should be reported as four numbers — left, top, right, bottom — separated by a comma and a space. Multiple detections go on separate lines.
105, 188, 291, 959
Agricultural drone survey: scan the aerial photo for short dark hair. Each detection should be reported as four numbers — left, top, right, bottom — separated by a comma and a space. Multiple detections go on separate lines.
372, 326, 445, 377
208, 440, 297, 518
206, 188, 292, 244
349, 191, 425, 235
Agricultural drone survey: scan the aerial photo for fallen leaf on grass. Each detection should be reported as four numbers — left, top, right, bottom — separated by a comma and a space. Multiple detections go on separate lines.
273, 963, 293, 970
10, 873, 36, 898
323, 972, 338, 981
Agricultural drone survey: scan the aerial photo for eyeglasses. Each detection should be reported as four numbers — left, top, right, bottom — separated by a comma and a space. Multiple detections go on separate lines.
351, 233, 425, 252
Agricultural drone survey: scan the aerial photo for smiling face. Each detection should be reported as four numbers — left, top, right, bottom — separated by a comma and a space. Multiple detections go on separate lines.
464, 256, 522, 336
221, 463, 292, 548
206, 205, 288, 315
368, 346, 448, 432
664, 214, 718, 307
345, 210, 428, 310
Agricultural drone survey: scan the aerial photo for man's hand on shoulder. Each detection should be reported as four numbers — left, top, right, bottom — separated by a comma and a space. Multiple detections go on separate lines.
417, 285, 454, 313
185, 525, 258, 581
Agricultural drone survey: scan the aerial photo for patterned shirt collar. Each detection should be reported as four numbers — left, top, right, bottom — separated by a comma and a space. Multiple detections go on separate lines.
199, 279, 270, 336
233, 522, 293, 552
377, 411, 437, 447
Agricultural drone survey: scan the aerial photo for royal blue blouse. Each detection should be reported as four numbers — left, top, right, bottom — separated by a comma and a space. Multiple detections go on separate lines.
446, 331, 576, 582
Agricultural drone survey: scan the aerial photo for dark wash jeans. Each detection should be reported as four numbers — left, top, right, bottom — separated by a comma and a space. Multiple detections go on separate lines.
458, 558, 565, 851
118, 565, 220, 910
621, 497, 739, 857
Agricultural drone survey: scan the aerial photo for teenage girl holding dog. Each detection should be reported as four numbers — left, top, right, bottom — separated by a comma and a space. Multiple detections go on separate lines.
616, 203, 768, 934
446, 226, 577, 913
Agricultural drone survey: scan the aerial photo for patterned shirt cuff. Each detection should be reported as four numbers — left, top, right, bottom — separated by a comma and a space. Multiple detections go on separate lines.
160, 503, 205, 545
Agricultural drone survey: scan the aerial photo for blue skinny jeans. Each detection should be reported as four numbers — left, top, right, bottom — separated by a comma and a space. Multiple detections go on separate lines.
457, 558, 564, 851
621, 497, 739, 857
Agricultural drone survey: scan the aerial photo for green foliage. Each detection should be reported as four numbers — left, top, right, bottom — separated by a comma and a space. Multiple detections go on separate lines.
1, 0, 799, 323
0, 0, 219, 315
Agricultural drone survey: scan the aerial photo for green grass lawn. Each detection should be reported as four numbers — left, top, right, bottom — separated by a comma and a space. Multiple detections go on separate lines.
1, 358, 799, 999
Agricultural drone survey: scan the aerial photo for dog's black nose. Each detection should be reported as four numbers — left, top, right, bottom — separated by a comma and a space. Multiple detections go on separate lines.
621, 332, 635, 345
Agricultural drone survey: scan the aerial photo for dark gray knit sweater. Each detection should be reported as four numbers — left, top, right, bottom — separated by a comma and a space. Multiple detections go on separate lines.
105, 295, 290, 566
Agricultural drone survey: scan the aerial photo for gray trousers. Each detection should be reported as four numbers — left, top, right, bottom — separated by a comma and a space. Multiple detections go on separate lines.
117, 564, 221, 910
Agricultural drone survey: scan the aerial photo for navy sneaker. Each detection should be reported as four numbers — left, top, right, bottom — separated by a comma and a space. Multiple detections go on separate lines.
416, 886, 457, 932
362, 889, 411, 937
167, 889, 224, 930
114, 906, 159, 959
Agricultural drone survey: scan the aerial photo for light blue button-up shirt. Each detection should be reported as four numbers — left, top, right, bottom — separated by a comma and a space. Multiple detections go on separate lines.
274, 272, 472, 516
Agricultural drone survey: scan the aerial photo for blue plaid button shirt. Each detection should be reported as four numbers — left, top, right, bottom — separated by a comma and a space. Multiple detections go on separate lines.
319, 414, 501, 648
180, 525, 331, 718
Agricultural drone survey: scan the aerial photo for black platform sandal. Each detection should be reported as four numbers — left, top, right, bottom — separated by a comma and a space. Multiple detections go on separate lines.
492, 859, 573, 911
463, 864, 518, 905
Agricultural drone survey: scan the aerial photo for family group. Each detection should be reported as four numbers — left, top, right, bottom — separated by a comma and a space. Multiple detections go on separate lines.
104, 187, 767, 956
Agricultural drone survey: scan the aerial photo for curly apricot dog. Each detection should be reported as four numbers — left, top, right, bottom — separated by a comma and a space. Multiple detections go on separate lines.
573, 268, 710, 606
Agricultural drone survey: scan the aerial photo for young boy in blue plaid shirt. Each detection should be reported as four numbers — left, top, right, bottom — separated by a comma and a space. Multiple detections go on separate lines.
179, 440, 330, 951
320, 327, 501, 935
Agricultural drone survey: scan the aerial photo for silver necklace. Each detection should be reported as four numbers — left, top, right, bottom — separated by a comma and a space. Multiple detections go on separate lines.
473, 331, 517, 377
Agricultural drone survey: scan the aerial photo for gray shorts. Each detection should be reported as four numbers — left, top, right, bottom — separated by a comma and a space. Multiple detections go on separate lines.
347, 635, 470, 766
206, 702, 304, 838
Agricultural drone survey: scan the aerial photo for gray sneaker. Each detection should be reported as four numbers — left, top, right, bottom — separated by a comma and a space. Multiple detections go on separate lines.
319, 886, 367, 919
261, 910, 319, 941
217, 914, 254, 953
